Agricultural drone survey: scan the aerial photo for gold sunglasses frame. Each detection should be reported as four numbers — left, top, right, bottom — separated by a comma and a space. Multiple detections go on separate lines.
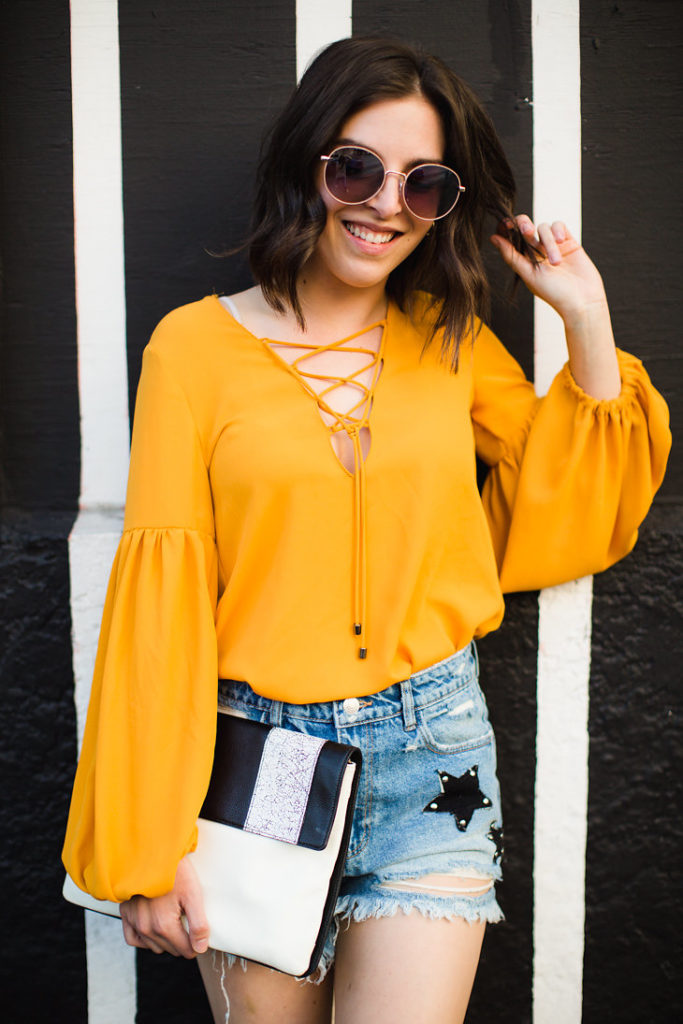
320, 145, 465, 221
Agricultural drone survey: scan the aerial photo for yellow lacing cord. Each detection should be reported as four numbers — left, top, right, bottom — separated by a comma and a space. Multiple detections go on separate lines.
264, 321, 386, 658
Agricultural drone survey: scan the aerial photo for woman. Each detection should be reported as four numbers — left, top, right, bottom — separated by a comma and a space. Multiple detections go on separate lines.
63, 37, 670, 1023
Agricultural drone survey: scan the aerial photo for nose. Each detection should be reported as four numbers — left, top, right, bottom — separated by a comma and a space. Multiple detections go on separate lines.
367, 170, 405, 219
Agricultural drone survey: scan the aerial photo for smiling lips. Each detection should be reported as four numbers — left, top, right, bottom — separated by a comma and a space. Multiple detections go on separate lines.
344, 221, 400, 245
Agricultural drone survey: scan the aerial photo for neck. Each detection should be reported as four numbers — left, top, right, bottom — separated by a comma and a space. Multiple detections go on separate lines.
296, 267, 388, 340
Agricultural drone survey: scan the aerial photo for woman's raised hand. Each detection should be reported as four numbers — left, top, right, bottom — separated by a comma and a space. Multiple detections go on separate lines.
490, 215, 608, 322
490, 214, 622, 399
120, 855, 210, 958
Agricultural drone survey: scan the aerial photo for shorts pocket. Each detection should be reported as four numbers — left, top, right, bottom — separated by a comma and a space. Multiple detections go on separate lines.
417, 679, 493, 755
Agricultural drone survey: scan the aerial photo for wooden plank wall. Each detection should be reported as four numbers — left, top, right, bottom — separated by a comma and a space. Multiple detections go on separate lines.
0, 2, 679, 1021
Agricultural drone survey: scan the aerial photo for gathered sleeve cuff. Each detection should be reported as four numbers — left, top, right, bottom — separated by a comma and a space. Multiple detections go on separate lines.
62, 336, 219, 902
476, 346, 671, 593
62, 528, 218, 901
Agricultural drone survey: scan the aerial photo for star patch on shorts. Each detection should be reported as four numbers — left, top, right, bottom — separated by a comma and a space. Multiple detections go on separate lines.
487, 823, 504, 864
423, 765, 492, 832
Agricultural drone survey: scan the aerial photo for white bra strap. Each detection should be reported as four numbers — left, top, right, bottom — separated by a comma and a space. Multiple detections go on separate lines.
218, 295, 243, 325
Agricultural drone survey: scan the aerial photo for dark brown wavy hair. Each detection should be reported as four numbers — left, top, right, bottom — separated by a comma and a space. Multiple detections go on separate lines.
247, 37, 534, 368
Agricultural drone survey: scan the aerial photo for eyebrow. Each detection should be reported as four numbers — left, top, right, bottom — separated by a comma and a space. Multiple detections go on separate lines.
333, 137, 445, 169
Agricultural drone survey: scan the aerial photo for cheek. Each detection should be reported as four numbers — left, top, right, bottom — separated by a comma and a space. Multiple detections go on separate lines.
315, 176, 342, 227
318, 166, 340, 217
401, 220, 432, 257
320, 194, 346, 222
410, 220, 432, 246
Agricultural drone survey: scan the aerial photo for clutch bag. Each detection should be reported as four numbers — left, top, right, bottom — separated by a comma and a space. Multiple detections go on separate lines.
64, 708, 362, 977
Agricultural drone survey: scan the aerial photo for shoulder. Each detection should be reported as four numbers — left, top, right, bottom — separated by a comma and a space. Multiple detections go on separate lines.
139, 296, 249, 421
146, 295, 231, 360
143, 294, 249, 384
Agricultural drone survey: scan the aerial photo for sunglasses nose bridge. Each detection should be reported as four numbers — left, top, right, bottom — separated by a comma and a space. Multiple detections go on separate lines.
371, 168, 407, 213
383, 168, 407, 197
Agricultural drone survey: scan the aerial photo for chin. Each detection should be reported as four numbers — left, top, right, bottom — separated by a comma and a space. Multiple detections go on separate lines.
326, 243, 415, 291
335, 263, 397, 291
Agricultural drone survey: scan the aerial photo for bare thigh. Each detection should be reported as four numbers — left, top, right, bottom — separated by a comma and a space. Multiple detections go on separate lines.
197, 950, 333, 1024
333, 908, 486, 1024
198, 870, 489, 1023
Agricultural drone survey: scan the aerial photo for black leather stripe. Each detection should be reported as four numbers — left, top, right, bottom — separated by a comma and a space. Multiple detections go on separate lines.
199, 714, 268, 827
299, 741, 362, 851
302, 749, 362, 975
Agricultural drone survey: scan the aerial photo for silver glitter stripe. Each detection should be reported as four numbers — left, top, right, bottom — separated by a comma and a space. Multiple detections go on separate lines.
243, 729, 326, 844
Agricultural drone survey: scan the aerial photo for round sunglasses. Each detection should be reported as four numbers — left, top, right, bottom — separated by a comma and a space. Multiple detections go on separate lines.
320, 145, 465, 221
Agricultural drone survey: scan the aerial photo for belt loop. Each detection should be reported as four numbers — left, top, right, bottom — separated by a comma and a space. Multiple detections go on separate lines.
269, 699, 284, 727
400, 679, 417, 732
470, 639, 479, 675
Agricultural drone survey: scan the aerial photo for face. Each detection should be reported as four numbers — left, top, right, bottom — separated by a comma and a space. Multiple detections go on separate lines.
307, 95, 446, 294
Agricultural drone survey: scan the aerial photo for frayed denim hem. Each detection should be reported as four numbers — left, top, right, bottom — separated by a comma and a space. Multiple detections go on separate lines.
206, 885, 502, 989
214, 951, 250, 974
306, 951, 335, 985
335, 884, 504, 929
206, 949, 332, 987
309, 879, 504, 984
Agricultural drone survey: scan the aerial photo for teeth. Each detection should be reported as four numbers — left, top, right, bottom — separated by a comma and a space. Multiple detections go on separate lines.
345, 222, 395, 244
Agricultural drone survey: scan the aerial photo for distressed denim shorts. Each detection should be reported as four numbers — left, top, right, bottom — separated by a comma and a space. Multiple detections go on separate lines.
217, 642, 504, 978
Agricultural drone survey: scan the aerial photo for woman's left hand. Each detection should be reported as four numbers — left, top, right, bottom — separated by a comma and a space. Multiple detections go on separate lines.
490, 215, 607, 323
491, 214, 622, 400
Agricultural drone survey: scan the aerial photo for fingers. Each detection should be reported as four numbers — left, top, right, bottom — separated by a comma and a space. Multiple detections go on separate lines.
175, 856, 210, 955
489, 219, 536, 274
121, 914, 149, 950
537, 221, 568, 264
518, 215, 567, 263
121, 900, 168, 955
120, 894, 198, 959
491, 215, 581, 266
117, 857, 209, 959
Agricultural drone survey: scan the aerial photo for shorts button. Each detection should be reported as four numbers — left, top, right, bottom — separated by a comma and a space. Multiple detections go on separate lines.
343, 697, 361, 717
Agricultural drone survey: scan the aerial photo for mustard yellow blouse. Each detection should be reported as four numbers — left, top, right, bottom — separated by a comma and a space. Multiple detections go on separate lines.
62, 294, 671, 902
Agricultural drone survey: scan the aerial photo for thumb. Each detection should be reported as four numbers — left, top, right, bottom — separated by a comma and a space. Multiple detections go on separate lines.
176, 856, 210, 954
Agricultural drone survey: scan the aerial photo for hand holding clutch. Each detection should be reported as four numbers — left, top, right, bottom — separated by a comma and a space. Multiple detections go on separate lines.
119, 854, 209, 958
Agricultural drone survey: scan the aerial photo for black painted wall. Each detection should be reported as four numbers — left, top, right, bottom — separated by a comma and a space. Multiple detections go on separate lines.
0, 1, 85, 1020
579, 5, 682, 1021
119, 0, 296, 419
0, 2, 680, 1022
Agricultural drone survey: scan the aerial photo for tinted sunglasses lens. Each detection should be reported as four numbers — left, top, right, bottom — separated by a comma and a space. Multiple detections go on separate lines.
405, 165, 461, 219
325, 148, 384, 204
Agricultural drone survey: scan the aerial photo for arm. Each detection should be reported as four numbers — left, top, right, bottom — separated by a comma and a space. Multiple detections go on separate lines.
471, 322, 670, 593
62, 322, 218, 958
490, 215, 622, 399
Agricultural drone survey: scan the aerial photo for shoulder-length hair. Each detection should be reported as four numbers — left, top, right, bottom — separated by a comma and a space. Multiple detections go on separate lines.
247, 36, 533, 368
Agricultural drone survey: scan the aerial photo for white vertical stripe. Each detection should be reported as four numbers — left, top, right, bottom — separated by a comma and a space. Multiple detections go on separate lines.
534, 578, 592, 1024
296, 0, 352, 82
69, 1, 135, 1021
84, 914, 136, 1024
70, 511, 135, 1024
69, 512, 123, 751
532, 0, 582, 398
70, 0, 129, 505
532, 3, 591, 1024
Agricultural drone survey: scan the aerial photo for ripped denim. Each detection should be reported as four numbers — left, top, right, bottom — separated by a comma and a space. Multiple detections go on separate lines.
217, 642, 504, 982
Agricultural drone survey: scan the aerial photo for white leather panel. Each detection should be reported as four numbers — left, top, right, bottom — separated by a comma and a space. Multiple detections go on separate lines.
189, 761, 356, 975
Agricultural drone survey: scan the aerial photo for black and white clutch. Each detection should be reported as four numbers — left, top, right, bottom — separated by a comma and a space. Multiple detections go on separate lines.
63, 709, 362, 977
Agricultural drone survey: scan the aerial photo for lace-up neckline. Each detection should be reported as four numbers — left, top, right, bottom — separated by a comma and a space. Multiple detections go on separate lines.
261, 320, 387, 659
